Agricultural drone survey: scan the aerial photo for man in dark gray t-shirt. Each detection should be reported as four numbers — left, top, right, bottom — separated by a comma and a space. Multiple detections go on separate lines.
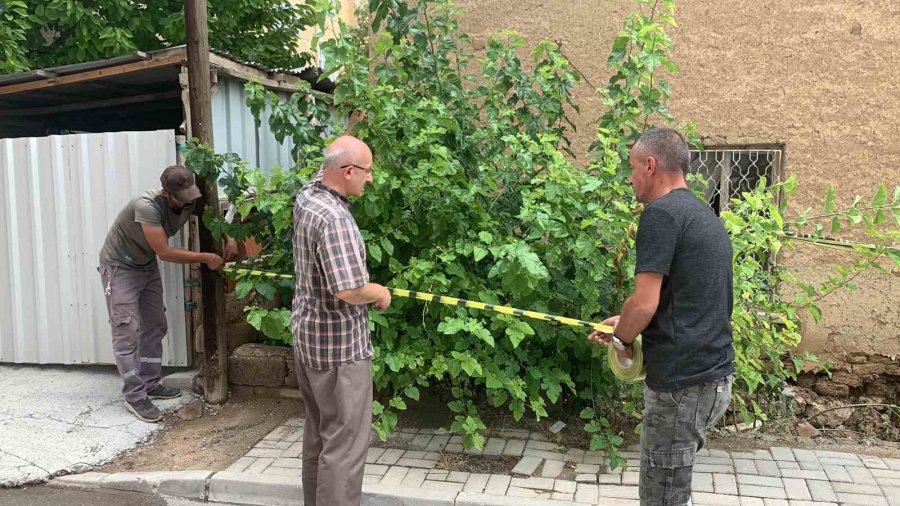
99, 165, 231, 423
633, 188, 735, 392
589, 128, 734, 506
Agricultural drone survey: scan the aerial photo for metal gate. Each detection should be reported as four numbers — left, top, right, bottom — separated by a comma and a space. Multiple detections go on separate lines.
0, 130, 189, 366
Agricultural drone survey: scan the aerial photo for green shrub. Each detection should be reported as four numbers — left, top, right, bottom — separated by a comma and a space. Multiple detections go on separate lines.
187, 0, 900, 467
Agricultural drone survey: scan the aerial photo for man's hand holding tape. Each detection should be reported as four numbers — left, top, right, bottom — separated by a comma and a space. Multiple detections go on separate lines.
587, 271, 663, 361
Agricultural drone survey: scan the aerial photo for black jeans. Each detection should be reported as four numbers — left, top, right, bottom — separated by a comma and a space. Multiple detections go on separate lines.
639, 375, 733, 506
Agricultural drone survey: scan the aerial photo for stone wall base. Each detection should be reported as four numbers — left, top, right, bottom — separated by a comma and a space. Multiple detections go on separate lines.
793, 353, 898, 435
228, 343, 297, 389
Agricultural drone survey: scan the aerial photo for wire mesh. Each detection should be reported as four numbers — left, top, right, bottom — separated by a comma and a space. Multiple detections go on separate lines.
689, 149, 783, 213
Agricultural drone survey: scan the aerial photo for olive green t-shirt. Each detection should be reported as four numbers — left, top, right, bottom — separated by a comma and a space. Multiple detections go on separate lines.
99, 189, 194, 270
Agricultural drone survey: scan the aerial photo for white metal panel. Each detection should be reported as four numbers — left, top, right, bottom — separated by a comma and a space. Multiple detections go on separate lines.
0, 130, 188, 366
211, 77, 296, 173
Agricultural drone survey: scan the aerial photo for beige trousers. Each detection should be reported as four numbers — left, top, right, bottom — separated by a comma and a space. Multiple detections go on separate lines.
294, 353, 373, 506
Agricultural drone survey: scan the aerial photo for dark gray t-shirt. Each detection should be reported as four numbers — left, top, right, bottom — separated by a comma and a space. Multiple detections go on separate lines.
99, 189, 194, 270
634, 188, 735, 392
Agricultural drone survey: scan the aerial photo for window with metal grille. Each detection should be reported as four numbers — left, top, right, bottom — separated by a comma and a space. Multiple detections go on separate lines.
688, 145, 785, 214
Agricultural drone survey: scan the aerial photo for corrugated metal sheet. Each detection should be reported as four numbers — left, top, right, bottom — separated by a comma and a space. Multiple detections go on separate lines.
0, 51, 151, 87
212, 78, 296, 173
0, 130, 188, 366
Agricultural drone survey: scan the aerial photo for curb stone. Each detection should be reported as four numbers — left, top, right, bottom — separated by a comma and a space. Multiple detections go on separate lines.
50, 472, 110, 489
159, 471, 215, 499
96, 470, 213, 498
209, 471, 302, 505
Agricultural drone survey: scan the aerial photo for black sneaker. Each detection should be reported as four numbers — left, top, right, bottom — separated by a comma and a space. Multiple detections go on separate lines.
126, 398, 162, 423
147, 384, 182, 400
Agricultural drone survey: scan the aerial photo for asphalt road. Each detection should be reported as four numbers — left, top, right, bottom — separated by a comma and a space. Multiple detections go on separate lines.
0, 486, 242, 506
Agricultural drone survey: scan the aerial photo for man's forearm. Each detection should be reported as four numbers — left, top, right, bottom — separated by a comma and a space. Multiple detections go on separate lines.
158, 247, 211, 265
614, 295, 657, 343
335, 283, 385, 305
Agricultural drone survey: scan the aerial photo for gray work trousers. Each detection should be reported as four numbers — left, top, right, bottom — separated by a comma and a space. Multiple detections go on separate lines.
639, 374, 733, 506
294, 350, 373, 506
99, 264, 167, 403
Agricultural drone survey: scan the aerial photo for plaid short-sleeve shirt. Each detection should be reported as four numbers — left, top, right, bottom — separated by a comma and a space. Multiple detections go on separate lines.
291, 182, 371, 370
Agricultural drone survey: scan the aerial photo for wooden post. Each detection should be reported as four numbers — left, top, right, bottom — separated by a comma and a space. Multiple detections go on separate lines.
185, 0, 228, 404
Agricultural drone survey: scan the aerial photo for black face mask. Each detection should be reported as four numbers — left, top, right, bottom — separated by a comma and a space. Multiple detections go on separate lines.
168, 202, 192, 214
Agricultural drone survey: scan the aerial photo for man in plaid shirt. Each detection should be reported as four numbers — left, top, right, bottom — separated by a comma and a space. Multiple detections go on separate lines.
292, 135, 391, 506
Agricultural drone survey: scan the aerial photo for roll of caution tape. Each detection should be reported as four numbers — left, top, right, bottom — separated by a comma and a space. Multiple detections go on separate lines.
607, 334, 646, 383
222, 266, 646, 381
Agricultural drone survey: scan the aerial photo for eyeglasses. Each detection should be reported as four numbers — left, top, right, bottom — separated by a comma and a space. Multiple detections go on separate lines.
340, 164, 372, 174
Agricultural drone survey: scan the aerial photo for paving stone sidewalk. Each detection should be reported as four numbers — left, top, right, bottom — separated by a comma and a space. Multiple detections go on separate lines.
228, 418, 900, 505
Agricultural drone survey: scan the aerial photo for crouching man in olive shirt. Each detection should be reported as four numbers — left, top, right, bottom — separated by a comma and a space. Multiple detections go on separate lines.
590, 128, 735, 506
98, 165, 232, 422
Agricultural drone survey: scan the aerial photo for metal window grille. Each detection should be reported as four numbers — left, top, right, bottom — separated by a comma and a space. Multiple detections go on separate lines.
689, 147, 785, 214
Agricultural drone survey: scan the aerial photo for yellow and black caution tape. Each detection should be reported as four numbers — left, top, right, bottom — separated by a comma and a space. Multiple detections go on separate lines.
222, 266, 646, 382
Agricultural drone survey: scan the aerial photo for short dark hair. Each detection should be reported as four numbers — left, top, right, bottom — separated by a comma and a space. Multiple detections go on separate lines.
634, 128, 690, 173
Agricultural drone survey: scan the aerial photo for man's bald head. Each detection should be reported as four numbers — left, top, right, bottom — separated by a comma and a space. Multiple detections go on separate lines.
319, 135, 374, 198
322, 136, 372, 172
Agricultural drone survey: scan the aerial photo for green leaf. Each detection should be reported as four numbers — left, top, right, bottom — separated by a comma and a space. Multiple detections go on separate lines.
544, 381, 562, 403
473, 246, 489, 261
369, 311, 388, 327
254, 281, 277, 300
490, 390, 508, 407
516, 245, 550, 280
463, 431, 485, 450
461, 358, 481, 377
381, 237, 395, 256
373, 423, 387, 441
389, 397, 407, 410
505, 320, 535, 350
824, 185, 836, 213
369, 243, 382, 263
404, 386, 420, 401
437, 317, 467, 335
469, 322, 496, 347
610, 35, 629, 60
506, 326, 526, 349
246, 308, 265, 330
871, 183, 887, 208
798, 283, 816, 297
384, 354, 402, 373
235, 279, 254, 298
808, 305, 822, 323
